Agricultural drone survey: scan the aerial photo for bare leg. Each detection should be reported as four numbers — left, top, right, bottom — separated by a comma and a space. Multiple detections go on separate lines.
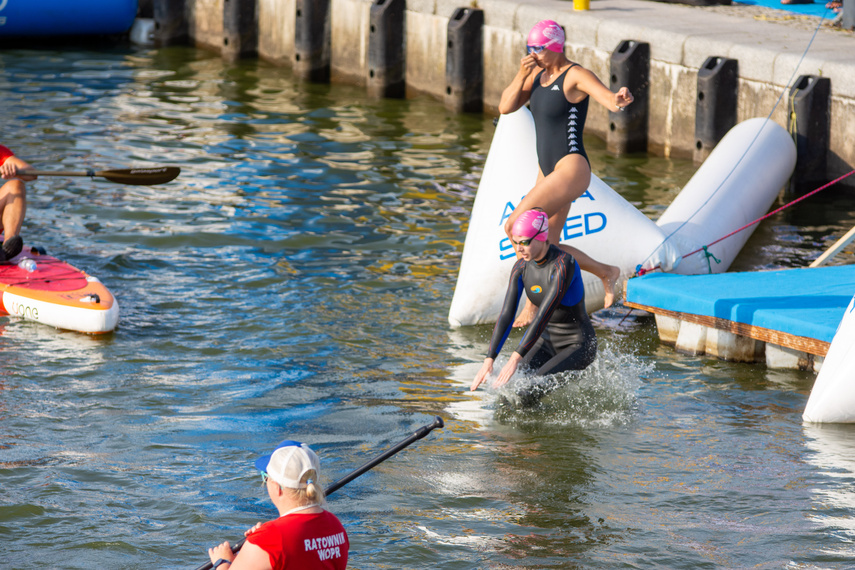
0, 179, 26, 239
504, 156, 620, 312
506, 164, 588, 326
549, 202, 621, 308
558, 244, 621, 308
512, 299, 538, 327
503, 158, 590, 238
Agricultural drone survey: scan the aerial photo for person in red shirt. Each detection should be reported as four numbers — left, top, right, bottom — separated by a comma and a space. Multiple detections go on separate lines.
0, 145, 34, 261
207, 441, 349, 570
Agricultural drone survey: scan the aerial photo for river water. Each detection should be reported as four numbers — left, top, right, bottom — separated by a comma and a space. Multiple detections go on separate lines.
2, 46, 855, 570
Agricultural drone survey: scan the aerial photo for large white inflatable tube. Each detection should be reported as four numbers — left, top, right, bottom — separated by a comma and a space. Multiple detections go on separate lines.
803, 295, 855, 423
654, 118, 796, 275
448, 107, 679, 327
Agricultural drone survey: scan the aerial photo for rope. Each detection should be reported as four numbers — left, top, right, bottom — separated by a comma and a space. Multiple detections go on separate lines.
789, 90, 799, 143
702, 245, 721, 274
684, 169, 855, 257
617, 307, 635, 327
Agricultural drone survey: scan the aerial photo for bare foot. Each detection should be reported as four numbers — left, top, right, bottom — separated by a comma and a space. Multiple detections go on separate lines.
513, 301, 537, 327
602, 265, 621, 309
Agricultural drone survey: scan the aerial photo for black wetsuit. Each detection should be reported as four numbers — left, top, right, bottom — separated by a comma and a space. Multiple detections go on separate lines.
487, 245, 597, 376
529, 65, 590, 175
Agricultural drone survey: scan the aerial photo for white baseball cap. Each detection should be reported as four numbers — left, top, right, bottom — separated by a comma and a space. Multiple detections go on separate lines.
254, 440, 320, 489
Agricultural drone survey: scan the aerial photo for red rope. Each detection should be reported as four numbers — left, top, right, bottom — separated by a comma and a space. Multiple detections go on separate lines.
637, 169, 855, 276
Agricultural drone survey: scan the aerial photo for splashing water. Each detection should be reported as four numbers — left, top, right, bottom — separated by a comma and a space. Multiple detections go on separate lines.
493, 343, 650, 427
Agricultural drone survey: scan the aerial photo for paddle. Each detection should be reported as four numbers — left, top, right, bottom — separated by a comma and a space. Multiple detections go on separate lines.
193, 415, 444, 570
21, 166, 180, 185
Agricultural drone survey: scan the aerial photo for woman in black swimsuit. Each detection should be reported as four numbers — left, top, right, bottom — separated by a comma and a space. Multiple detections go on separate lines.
498, 19, 634, 325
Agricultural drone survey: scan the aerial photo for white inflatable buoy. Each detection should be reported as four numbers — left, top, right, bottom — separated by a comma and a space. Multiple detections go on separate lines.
449, 111, 798, 328
654, 118, 796, 275
803, 295, 855, 423
448, 107, 679, 327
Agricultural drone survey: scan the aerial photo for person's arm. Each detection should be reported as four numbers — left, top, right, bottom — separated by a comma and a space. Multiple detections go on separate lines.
566, 66, 634, 111
492, 257, 571, 388
207, 537, 272, 570
471, 261, 525, 391
0, 156, 36, 182
497, 55, 539, 114
207, 541, 235, 570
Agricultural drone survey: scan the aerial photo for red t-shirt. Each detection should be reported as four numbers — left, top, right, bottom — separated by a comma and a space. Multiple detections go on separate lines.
0, 145, 13, 166
246, 510, 349, 570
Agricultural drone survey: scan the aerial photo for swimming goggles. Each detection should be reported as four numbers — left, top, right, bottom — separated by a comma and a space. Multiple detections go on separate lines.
511, 229, 545, 247
526, 45, 547, 55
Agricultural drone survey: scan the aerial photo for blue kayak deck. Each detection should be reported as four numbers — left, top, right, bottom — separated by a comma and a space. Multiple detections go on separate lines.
625, 265, 855, 354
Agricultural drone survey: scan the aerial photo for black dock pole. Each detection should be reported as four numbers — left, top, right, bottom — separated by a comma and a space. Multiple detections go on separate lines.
694, 56, 738, 164
153, 0, 188, 46
223, 0, 258, 61
367, 0, 406, 98
788, 74, 831, 194
607, 40, 649, 155
445, 7, 484, 113
295, 0, 331, 82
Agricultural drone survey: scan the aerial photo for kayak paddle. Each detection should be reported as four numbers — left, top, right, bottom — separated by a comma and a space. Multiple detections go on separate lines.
21, 166, 180, 185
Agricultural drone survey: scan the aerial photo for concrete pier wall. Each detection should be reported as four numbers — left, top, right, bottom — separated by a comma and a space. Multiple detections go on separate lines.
175, 0, 855, 170
188, 0, 223, 51
404, 6, 448, 98
257, 0, 295, 63
331, 0, 370, 82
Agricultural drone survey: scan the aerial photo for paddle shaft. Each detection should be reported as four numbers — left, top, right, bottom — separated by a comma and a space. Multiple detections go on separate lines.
193, 416, 444, 570
20, 166, 180, 185
23, 171, 96, 177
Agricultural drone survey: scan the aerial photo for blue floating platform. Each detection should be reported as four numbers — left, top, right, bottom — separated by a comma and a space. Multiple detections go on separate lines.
735, 0, 839, 20
626, 265, 855, 352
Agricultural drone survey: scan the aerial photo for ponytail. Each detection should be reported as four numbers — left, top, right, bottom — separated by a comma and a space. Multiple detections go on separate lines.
300, 469, 326, 505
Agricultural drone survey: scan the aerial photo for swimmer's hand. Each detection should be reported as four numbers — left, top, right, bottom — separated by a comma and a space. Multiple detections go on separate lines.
492, 352, 522, 389
520, 54, 539, 75
471, 358, 494, 391
615, 87, 634, 110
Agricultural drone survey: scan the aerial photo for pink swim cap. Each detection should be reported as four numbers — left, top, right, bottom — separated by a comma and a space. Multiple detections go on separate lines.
527, 20, 565, 53
512, 210, 549, 242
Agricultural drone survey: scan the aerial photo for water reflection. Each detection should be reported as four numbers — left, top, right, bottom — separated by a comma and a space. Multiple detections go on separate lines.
803, 423, 855, 554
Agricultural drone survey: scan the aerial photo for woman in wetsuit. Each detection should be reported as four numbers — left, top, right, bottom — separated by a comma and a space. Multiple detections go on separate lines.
471, 209, 597, 392
497, 19, 634, 324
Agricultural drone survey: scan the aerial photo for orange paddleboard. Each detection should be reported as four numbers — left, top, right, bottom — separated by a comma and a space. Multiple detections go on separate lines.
0, 247, 119, 333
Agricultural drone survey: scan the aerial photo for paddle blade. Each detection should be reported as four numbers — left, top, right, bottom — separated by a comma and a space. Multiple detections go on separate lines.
96, 167, 180, 185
